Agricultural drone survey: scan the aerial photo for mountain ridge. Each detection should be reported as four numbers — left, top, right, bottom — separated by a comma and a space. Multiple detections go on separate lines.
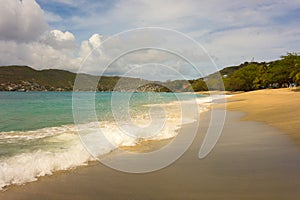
1, 53, 300, 92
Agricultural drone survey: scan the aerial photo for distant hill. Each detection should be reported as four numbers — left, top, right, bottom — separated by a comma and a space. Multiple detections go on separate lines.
0, 66, 169, 92
1, 53, 299, 92
0, 66, 76, 90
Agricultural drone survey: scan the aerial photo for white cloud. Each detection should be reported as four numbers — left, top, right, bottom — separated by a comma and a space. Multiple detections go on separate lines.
40, 30, 76, 49
0, 0, 80, 72
51, 0, 300, 70
76, 29, 215, 79
79, 33, 103, 58
51, 0, 75, 5
51, 30, 75, 41
44, 11, 63, 23
88, 34, 102, 49
204, 22, 300, 67
110, 0, 194, 25
38, 0, 79, 6
0, 0, 48, 42
1, 0, 300, 80
0, 40, 78, 71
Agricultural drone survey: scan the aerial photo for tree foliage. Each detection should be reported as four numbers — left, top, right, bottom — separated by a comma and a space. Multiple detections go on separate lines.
223, 53, 300, 91
1, 53, 300, 92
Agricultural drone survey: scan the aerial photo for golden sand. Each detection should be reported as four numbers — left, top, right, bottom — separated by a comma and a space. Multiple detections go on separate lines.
226, 88, 300, 144
119, 138, 172, 153
2, 100, 300, 199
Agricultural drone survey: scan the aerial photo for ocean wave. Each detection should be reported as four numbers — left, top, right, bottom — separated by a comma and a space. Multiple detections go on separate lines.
0, 139, 94, 190
0, 96, 217, 190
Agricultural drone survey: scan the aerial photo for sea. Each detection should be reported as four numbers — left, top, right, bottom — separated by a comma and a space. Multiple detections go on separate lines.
0, 91, 211, 190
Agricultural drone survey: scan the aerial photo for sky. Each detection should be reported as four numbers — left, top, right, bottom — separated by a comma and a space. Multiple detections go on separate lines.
0, 0, 300, 80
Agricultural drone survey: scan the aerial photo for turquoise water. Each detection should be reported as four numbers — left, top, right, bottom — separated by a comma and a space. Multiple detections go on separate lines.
0, 92, 74, 132
0, 92, 197, 132
0, 91, 204, 189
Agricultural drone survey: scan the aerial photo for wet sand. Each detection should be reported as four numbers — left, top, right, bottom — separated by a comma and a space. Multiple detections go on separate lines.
1, 108, 300, 199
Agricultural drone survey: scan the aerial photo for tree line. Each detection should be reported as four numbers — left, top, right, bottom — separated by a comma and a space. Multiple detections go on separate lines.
1, 53, 299, 92
189, 53, 300, 92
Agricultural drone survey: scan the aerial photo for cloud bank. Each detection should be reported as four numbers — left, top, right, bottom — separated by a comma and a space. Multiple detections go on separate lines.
0, 0, 48, 42
0, 0, 299, 80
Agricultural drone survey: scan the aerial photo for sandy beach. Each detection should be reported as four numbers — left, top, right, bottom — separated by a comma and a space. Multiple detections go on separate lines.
1, 89, 300, 199
226, 88, 300, 144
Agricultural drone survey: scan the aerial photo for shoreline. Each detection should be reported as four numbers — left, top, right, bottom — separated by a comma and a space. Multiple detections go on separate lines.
225, 88, 300, 145
0, 93, 206, 190
2, 110, 300, 199
1, 88, 300, 199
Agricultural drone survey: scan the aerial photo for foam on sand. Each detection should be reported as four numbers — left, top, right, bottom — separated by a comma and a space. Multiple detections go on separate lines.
0, 96, 216, 190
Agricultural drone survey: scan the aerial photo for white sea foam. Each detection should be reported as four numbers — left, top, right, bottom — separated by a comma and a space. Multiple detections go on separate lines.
0, 134, 94, 190
0, 125, 75, 142
0, 96, 217, 190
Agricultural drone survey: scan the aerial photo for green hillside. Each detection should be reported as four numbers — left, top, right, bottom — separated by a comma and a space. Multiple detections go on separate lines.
223, 53, 300, 91
188, 53, 300, 92
0, 66, 76, 90
0, 66, 168, 92
1, 53, 299, 92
